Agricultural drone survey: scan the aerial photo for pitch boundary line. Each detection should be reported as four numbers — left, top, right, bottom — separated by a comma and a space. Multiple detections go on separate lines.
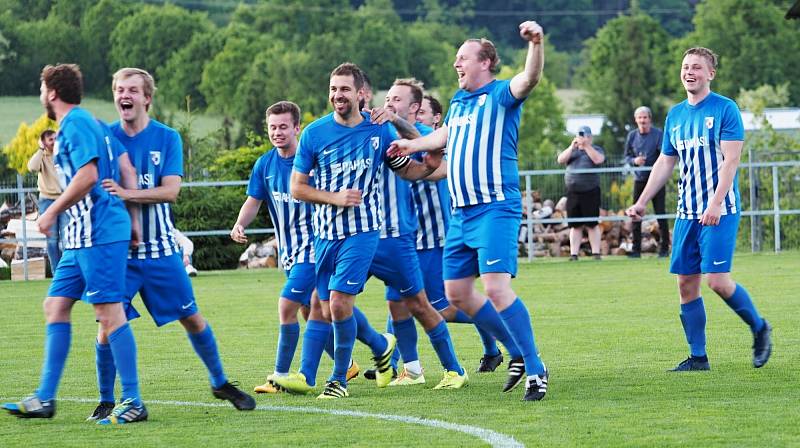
23, 397, 524, 447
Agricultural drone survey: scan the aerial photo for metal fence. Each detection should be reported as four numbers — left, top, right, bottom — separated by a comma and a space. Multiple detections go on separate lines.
2, 160, 798, 280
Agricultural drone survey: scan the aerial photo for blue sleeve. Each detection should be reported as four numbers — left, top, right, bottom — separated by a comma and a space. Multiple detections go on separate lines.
661, 113, 677, 156
293, 129, 315, 174
162, 130, 183, 177
387, 124, 400, 141
495, 80, 525, 109
247, 156, 269, 200
720, 100, 744, 141
64, 122, 99, 170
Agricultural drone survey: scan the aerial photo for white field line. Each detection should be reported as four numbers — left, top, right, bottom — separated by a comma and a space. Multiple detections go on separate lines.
4, 396, 524, 448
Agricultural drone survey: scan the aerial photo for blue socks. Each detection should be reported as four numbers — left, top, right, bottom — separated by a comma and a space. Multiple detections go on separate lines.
331, 315, 357, 385
426, 320, 464, 375
275, 322, 300, 374
96, 341, 116, 403
187, 324, 227, 389
499, 298, 545, 376
36, 322, 71, 401
108, 323, 141, 406
724, 284, 765, 333
472, 300, 522, 359
387, 315, 400, 370
451, 308, 500, 357
680, 298, 707, 357
300, 319, 331, 387
353, 306, 387, 356
393, 317, 419, 365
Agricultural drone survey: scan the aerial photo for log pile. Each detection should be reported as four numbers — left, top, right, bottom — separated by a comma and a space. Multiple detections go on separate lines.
237, 237, 279, 269
519, 195, 669, 258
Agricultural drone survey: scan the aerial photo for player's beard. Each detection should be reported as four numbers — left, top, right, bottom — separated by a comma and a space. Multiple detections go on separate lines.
44, 99, 56, 120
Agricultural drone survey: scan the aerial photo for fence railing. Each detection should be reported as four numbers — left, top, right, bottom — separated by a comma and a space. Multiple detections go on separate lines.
2, 160, 798, 280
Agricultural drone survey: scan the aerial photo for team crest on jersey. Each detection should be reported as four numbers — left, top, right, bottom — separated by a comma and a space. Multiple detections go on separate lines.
705, 117, 714, 129
150, 151, 161, 166
478, 94, 487, 106
371, 136, 380, 151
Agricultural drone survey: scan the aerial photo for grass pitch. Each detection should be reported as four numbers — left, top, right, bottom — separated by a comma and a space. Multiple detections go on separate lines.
1, 252, 798, 447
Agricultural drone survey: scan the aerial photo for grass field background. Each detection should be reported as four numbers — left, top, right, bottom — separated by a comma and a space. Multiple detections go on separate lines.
1, 253, 798, 447
0, 96, 224, 148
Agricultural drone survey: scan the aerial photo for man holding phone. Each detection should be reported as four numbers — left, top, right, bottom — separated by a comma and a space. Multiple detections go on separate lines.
624, 106, 668, 258
557, 125, 605, 260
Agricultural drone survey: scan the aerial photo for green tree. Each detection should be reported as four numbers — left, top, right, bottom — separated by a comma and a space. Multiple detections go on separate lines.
199, 36, 260, 117
577, 12, 671, 159
80, 0, 133, 95
158, 31, 225, 111
672, 0, 800, 104
1, 16, 87, 94
108, 4, 212, 78
50, 0, 94, 27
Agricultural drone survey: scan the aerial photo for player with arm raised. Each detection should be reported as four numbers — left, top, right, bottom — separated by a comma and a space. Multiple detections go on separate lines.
389, 21, 550, 401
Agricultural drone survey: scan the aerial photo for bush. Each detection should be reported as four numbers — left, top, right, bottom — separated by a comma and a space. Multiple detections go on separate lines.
172, 185, 249, 271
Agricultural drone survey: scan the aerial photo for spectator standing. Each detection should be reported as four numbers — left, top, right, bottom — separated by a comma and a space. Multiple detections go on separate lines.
624, 106, 669, 257
557, 125, 605, 260
27, 129, 67, 274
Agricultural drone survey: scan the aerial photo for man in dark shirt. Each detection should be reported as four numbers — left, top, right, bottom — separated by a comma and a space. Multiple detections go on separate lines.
624, 106, 669, 257
557, 125, 605, 260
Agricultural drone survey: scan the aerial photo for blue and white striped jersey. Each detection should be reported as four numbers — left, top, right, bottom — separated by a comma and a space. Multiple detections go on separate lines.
381, 122, 433, 239
444, 79, 524, 208
662, 92, 744, 220
293, 112, 394, 240
111, 119, 182, 259
247, 148, 315, 270
53, 108, 131, 249
411, 163, 450, 250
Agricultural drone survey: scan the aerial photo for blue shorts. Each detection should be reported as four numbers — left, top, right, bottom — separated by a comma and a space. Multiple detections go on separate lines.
314, 231, 380, 301
127, 252, 198, 326
670, 214, 740, 275
443, 201, 520, 280
48, 241, 129, 305
281, 262, 315, 306
376, 233, 425, 302
416, 246, 448, 311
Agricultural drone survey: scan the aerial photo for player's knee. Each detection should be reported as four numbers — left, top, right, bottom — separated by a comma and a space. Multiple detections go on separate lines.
706, 276, 734, 297
180, 313, 206, 333
439, 306, 456, 321
43, 297, 70, 323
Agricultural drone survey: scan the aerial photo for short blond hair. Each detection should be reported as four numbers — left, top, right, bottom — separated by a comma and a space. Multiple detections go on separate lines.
683, 47, 718, 71
112, 68, 156, 109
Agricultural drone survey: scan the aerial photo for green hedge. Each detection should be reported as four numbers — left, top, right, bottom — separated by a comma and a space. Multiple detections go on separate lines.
172, 185, 269, 271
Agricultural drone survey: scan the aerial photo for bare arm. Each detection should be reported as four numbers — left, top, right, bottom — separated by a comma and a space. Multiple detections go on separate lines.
699, 140, 743, 226
625, 154, 677, 220
387, 125, 449, 156
290, 171, 361, 207
365, 107, 421, 140
557, 140, 576, 165
510, 21, 545, 100
393, 149, 443, 181
103, 174, 182, 204
230, 196, 263, 244
424, 158, 448, 181
36, 161, 98, 236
